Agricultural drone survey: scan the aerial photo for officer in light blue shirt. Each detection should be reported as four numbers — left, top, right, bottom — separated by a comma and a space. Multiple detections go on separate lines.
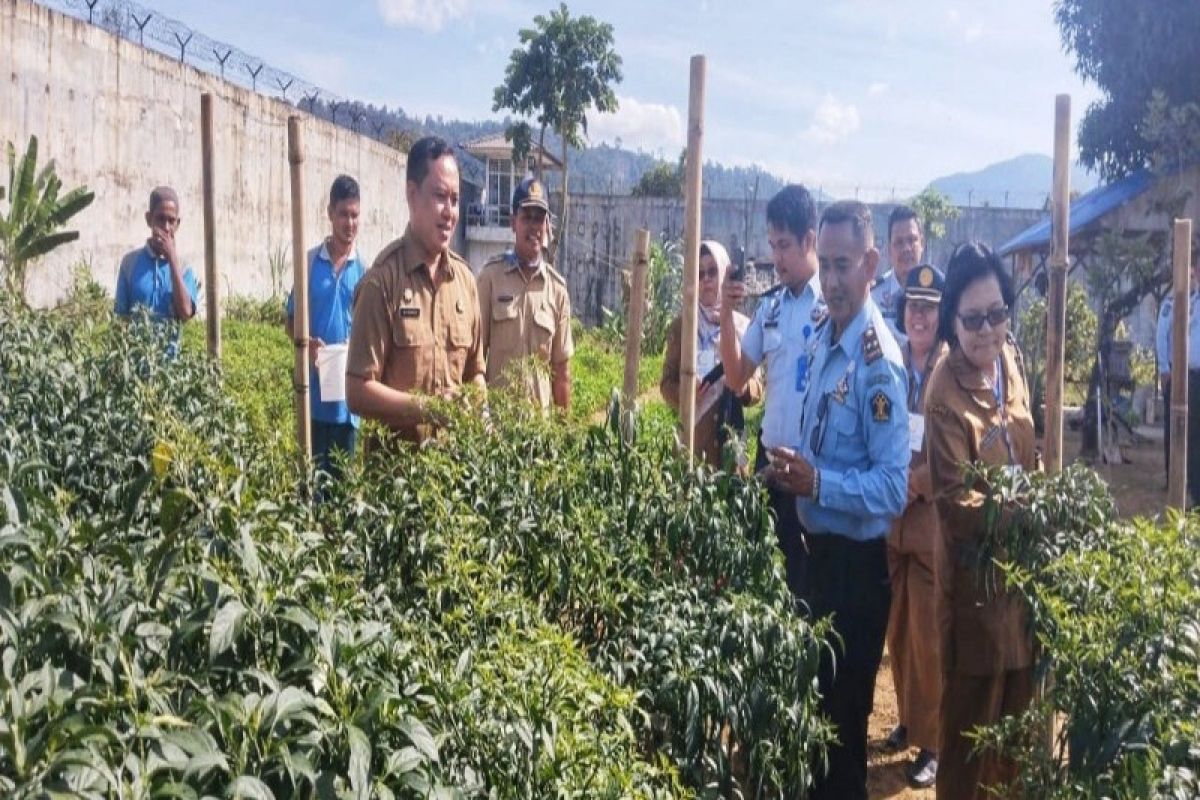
1155, 253, 1200, 501
115, 186, 200, 352
870, 205, 925, 345
720, 184, 826, 599
766, 200, 909, 800
286, 175, 367, 482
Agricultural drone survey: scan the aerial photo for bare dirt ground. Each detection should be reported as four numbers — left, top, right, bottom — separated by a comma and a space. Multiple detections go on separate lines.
864, 423, 1166, 798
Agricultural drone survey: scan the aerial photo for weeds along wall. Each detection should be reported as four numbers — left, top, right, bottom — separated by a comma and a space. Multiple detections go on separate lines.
2, 0, 409, 309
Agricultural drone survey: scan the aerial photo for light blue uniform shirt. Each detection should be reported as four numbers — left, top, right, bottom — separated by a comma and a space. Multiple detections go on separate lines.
286, 242, 367, 427
741, 278, 826, 450
114, 245, 200, 320
796, 298, 910, 541
870, 270, 906, 345
1156, 293, 1200, 372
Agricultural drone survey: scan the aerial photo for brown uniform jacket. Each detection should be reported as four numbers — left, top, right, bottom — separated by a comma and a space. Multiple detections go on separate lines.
476, 253, 574, 408
890, 341, 950, 554
346, 227, 485, 439
925, 341, 1039, 676
660, 314, 763, 467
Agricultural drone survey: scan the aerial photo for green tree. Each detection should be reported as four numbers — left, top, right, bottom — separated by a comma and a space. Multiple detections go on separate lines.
0, 135, 95, 305
1018, 281, 1098, 432
1055, 0, 1200, 179
631, 152, 684, 199
493, 3, 623, 262
909, 186, 960, 242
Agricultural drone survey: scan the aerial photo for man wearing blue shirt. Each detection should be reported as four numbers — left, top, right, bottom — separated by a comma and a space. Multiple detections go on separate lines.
720, 184, 826, 597
871, 205, 924, 343
286, 175, 367, 479
1155, 250, 1200, 503
767, 200, 910, 800
115, 186, 200, 326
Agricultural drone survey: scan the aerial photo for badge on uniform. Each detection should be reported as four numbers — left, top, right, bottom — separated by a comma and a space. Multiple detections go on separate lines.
871, 390, 892, 422
498, 294, 514, 303
795, 354, 809, 393
456, 298, 464, 313
811, 305, 827, 324
403, 288, 414, 304
833, 374, 850, 404
400, 307, 420, 318
862, 325, 882, 364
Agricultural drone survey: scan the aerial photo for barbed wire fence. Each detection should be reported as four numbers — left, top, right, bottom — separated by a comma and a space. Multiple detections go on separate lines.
36, 0, 1062, 210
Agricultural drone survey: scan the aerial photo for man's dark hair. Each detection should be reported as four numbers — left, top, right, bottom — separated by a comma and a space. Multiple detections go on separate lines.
819, 200, 874, 249
887, 205, 920, 242
937, 242, 1015, 347
765, 184, 817, 241
406, 136, 457, 186
148, 186, 179, 214
329, 174, 360, 207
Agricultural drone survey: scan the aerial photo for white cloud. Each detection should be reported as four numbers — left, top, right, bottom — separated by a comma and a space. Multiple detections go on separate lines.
586, 95, 685, 155
377, 0, 469, 33
868, 82, 889, 96
806, 94, 860, 145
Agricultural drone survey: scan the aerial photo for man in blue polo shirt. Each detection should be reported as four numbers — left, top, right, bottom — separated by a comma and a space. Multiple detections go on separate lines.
115, 186, 200, 332
285, 175, 367, 479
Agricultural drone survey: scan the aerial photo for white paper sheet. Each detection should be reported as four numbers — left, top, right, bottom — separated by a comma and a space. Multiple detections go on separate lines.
315, 343, 348, 403
908, 412, 925, 452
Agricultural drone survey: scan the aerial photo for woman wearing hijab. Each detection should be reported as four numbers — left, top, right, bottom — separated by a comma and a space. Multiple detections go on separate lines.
660, 241, 763, 468
924, 243, 1039, 799
883, 265, 950, 788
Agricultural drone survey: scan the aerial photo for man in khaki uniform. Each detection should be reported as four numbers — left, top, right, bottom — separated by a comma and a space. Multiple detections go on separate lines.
346, 136, 485, 442
476, 177, 574, 410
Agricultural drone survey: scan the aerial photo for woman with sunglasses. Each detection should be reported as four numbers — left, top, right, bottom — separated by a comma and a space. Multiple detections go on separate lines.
661, 241, 762, 468
884, 264, 950, 788
924, 243, 1039, 799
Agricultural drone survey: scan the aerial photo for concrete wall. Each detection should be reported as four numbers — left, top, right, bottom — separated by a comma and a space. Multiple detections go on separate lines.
557, 192, 1045, 324
2, 0, 409, 309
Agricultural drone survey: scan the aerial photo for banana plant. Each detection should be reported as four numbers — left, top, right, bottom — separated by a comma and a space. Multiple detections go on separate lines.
0, 135, 96, 305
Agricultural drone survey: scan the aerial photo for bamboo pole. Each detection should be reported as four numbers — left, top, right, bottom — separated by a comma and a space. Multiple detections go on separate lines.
200, 92, 220, 359
679, 55, 707, 459
287, 116, 312, 466
1044, 94, 1070, 473
1168, 218, 1192, 510
622, 229, 652, 406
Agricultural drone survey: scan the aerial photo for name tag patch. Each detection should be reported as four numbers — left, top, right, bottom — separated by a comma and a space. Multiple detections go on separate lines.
400, 307, 420, 318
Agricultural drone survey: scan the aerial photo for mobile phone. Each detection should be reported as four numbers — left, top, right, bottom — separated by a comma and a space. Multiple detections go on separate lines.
727, 262, 745, 282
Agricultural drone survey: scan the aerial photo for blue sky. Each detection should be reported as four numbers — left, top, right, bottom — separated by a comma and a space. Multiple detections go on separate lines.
147, 0, 1100, 197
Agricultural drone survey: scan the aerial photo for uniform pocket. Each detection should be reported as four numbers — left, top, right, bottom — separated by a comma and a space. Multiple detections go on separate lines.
532, 306, 555, 358
391, 310, 432, 347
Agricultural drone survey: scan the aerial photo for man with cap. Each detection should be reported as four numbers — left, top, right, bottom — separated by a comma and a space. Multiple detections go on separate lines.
872, 205, 925, 342
346, 136, 485, 445
884, 264, 949, 788
476, 177, 574, 410
719, 184, 826, 598
115, 186, 200, 349
766, 200, 909, 800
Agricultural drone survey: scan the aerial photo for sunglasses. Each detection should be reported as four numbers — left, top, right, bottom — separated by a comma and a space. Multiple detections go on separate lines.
698, 266, 720, 280
957, 306, 1010, 332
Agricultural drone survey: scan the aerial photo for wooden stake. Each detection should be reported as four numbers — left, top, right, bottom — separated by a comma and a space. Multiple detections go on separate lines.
287, 116, 312, 467
679, 55, 707, 459
200, 93, 221, 359
1168, 218, 1192, 510
1044, 94, 1070, 473
622, 229, 652, 406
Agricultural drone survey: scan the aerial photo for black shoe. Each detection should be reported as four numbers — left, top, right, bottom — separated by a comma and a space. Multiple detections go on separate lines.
883, 724, 908, 752
908, 749, 938, 788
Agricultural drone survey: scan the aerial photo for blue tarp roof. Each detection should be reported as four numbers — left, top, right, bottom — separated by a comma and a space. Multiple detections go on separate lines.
997, 169, 1156, 256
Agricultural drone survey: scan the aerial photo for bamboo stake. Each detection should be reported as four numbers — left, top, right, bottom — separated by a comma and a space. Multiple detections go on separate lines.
288, 116, 312, 467
1168, 218, 1192, 510
622, 229, 652, 407
1044, 94, 1070, 473
200, 93, 220, 359
679, 55, 707, 460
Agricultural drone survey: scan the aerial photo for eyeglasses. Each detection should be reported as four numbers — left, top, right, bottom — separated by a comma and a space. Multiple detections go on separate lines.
957, 306, 1010, 332
698, 267, 720, 280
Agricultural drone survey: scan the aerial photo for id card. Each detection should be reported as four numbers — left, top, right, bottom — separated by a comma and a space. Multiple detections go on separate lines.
908, 413, 925, 452
795, 354, 809, 392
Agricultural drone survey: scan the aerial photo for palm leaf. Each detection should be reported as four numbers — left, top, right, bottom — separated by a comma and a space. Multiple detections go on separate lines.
14, 230, 79, 263
13, 136, 38, 224
49, 189, 95, 226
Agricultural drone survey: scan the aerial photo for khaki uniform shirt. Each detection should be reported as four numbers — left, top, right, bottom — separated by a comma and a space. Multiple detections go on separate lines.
476, 252, 574, 408
346, 227, 485, 439
925, 340, 1039, 676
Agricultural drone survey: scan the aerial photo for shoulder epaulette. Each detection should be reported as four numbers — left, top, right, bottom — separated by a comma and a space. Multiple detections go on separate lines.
871, 271, 891, 290
544, 265, 568, 288
862, 323, 883, 364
